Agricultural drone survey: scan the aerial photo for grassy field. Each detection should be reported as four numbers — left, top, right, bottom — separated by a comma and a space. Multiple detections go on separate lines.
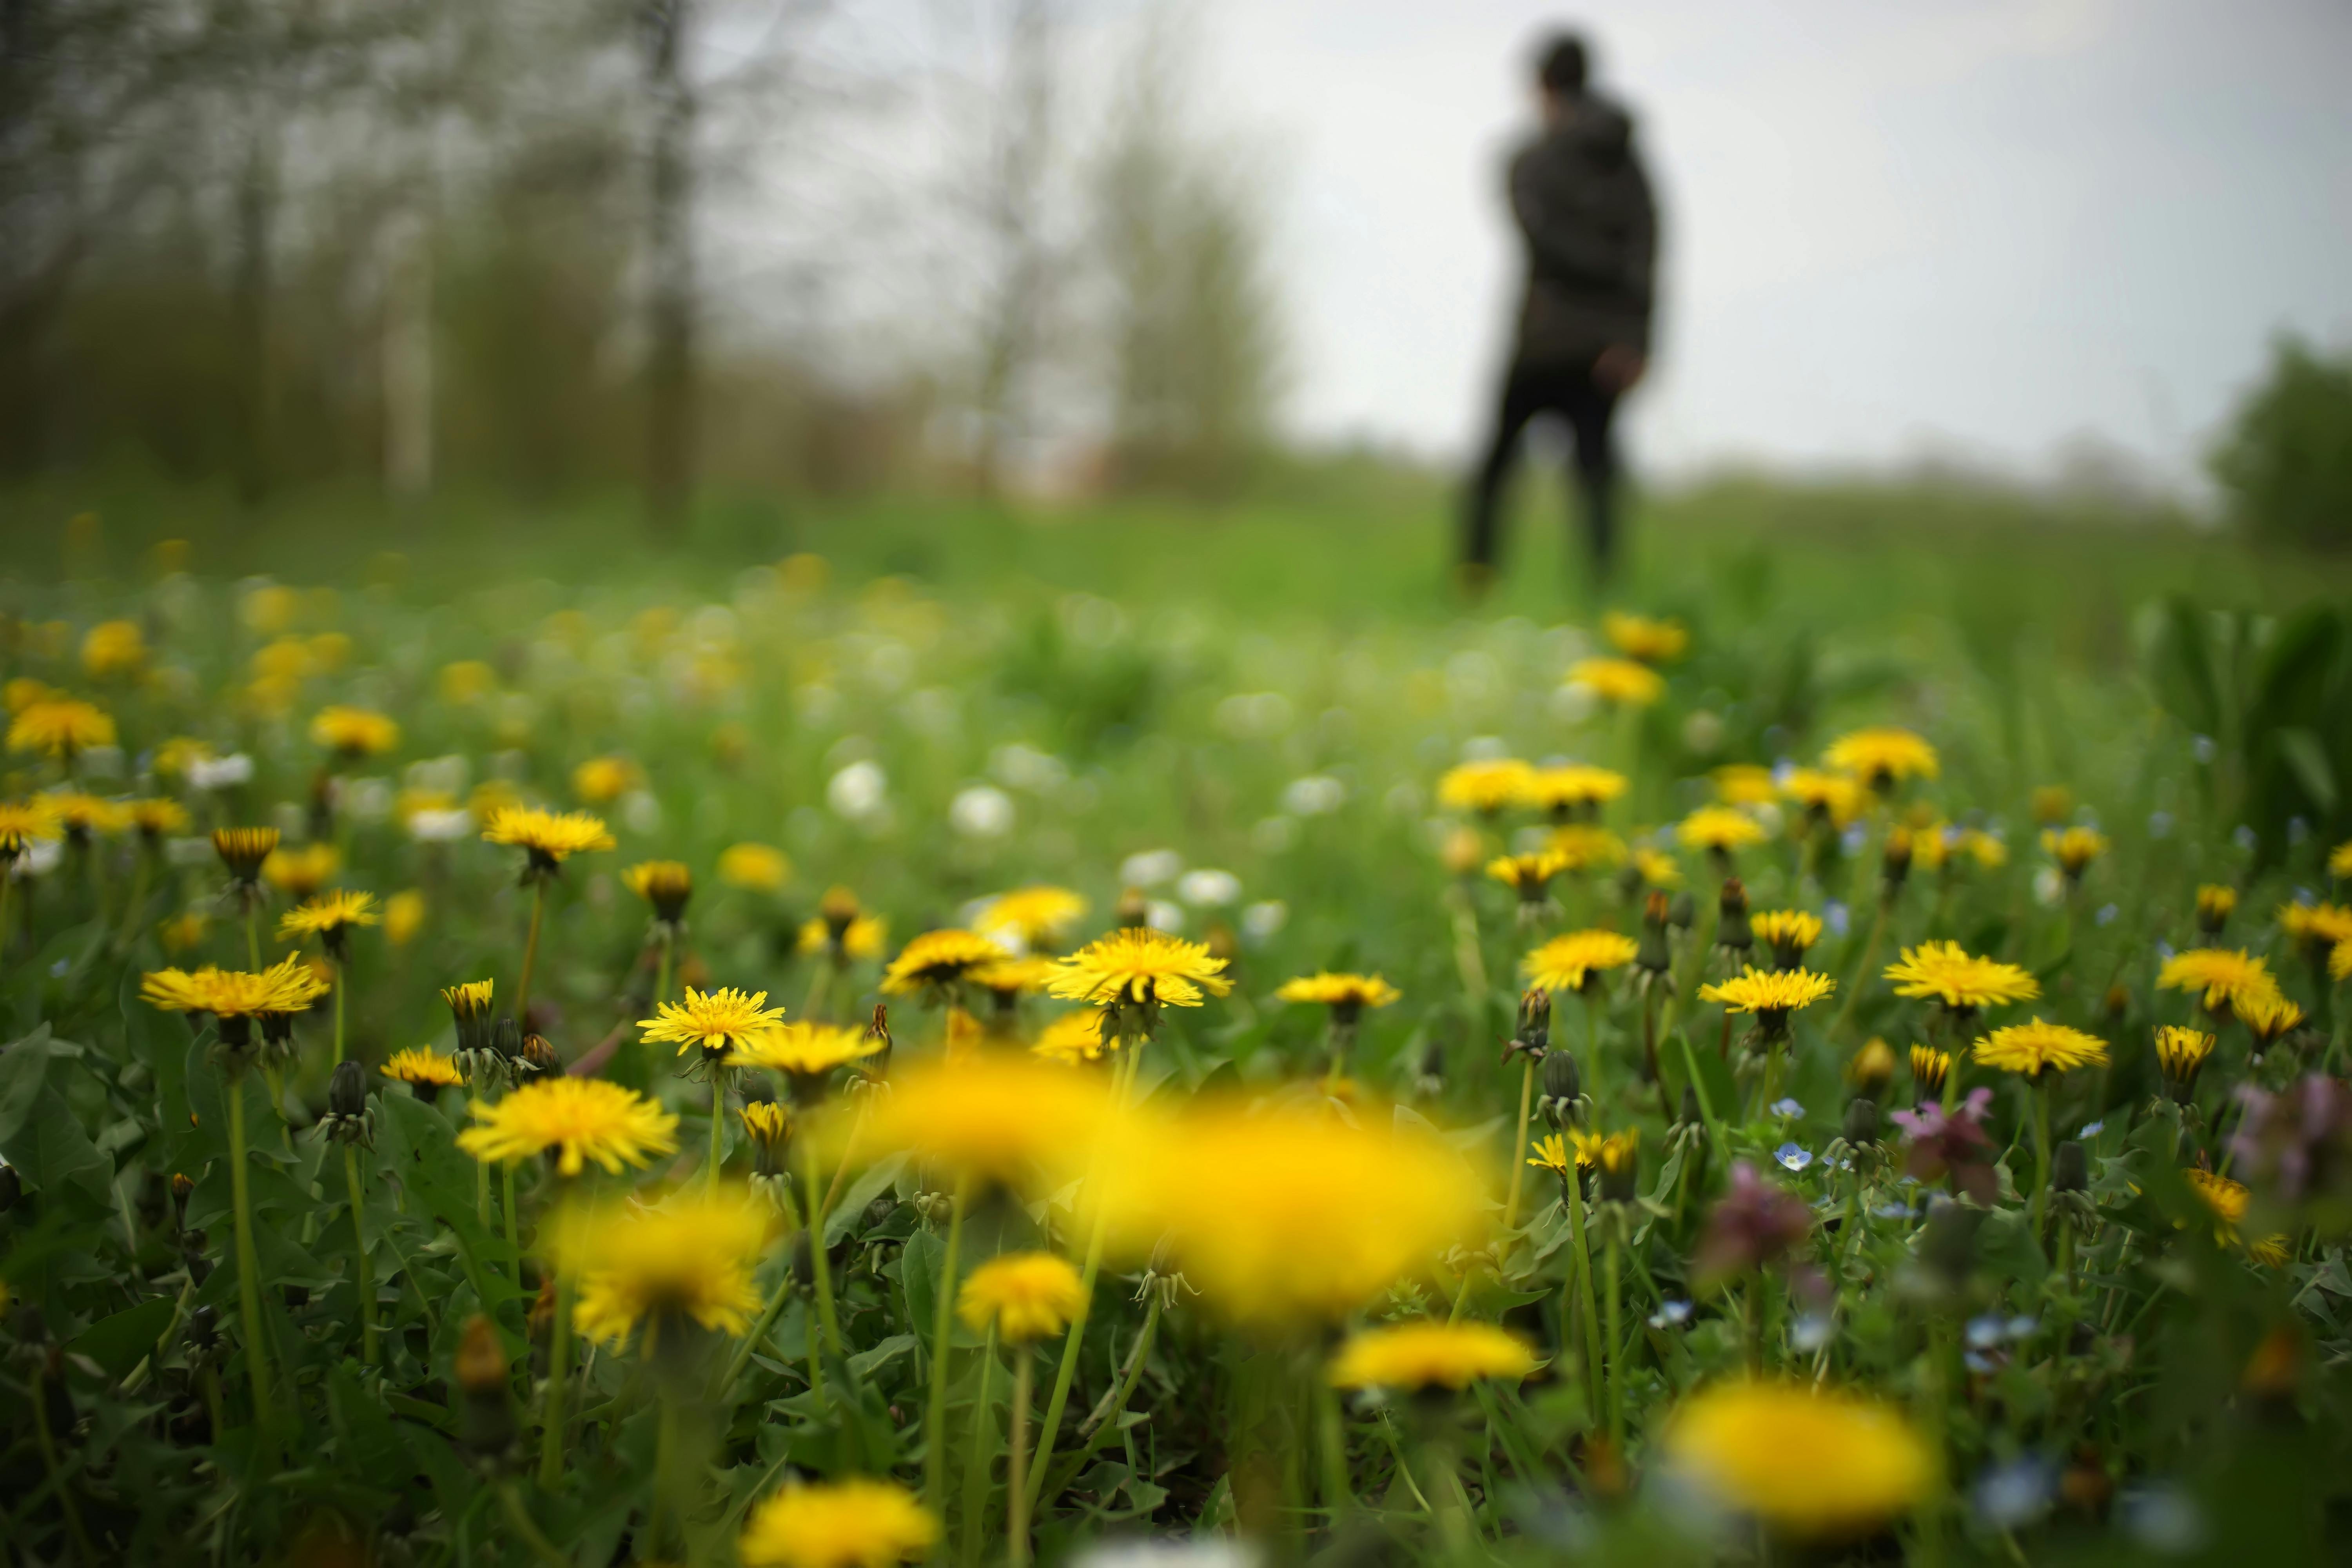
2, 474, 2350, 1565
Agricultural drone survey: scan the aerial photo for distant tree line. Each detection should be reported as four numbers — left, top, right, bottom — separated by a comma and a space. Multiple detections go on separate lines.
0, 0, 1285, 522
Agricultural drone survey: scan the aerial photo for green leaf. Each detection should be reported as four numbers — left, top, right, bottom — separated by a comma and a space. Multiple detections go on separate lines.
899, 1225, 944, 1343
67, 1294, 177, 1378
0, 1082, 113, 1211
2276, 727, 2339, 813
0, 1024, 59, 1143
826, 1153, 907, 1245
847, 1332, 918, 1382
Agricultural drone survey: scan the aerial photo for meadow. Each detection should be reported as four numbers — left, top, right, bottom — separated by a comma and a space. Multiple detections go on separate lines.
2, 476, 2351, 1567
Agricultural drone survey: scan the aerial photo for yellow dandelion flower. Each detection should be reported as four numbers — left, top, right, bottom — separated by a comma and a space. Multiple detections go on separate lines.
383, 1047, 465, 1090
1048, 928, 1232, 1009
45, 791, 128, 837
80, 620, 147, 679
2334, 941, 2352, 984
1276, 973, 1402, 1013
1628, 844, 1682, 888
1487, 848, 1569, 896
2154, 1025, 2215, 1085
738, 1479, 938, 1568
262, 841, 339, 899
0, 797, 62, 858
1751, 909, 1824, 967
572, 755, 639, 804
717, 842, 791, 892
1437, 758, 1535, 815
128, 797, 190, 838
2239, 992, 2305, 1046
1678, 805, 1768, 855
957, 1251, 1088, 1341
1519, 763, 1629, 816
1522, 930, 1639, 993
1032, 1011, 1116, 1064
1883, 941, 2040, 1011
4, 677, 53, 713
554, 1188, 773, 1345
2156, 948, 2282, 1014
1848, 1037, 1898, 1093
799, 912, 889, 960
881, 928, 1013, 997
1601, 611, 1689, 664
729, 1020, 882, 1076
384, 889, 425, 947
140, 954, 329, 1021
1329, 1322, 1537, 1391
1549, 824, 1628, 871
1712, 764, 1778, 807
855, 1056, 1121, 1189
9, 697, 114, 759
640, 985, 787, 1058
1662, 1380, 1934, 1539
1528, 1131, 1603, 1177
483, 805, 615, 871
1971, 1017, 2109, 1077
1699, 967, 1836, 1023
1086, 1105, 1486, 1327
2278, 902, 2352, 952
972, 955, 1061, 996
1910, 1044, 1951, 1094
1956, 828, 2007, 869
2330, 840, 2352, 879
622, 859, 693, 923
2041, 826, 2109, 877
1567, 656, 1665, 706
457, 1078, 679, 1176
309, 705, 400, 759
277, 889, 380, 947
1780, 768, 1864, 829
2195, 884, 2237, 928
1822, 727, 1938, 789
978, 885, 1090, 947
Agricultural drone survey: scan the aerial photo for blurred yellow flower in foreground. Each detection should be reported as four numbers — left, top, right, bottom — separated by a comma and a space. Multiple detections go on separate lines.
1087, 1104, 1486, 1328
1663, 1380, 1933, 1538
8, 697, 114, 759
957, 1251, 1087, 1342
458, 1078, 678, 1176
1328, 1321, 1536, 1392
855, 1055, 1120, 1191
738, 1479, 938, 1568
551, 1187, 773, 1344
81, 619, 147, 679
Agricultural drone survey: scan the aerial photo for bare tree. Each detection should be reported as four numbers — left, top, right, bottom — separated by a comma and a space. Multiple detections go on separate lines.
965, 0, 1059, 498
639, 0, 698, 531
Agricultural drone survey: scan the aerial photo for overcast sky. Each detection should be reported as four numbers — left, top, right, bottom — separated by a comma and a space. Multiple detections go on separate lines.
1182, 0, 2352, 485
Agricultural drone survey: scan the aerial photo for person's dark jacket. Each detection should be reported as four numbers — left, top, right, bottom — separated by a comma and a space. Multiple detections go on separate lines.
1508, 93, 1657, 368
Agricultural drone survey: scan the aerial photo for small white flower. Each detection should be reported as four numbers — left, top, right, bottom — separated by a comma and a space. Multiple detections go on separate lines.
827, 760, 888, 821
341, 778, 394, 824
949, 784, 1015, 839
622, 789, 663, 835
1240, 900, 1288, 942
1177, 868, 1240, 907
1120, 849, 1183, 887
1145, 899, 1184, 933
1282, 775, 1345, 816
989, 743, 1067, 792
408, 809, 473, 843
188, 753, 255, 790
11, 838, 63, 880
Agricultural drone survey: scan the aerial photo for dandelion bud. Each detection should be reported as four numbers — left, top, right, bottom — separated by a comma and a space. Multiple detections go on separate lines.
212, 826, 279, 885
518, 1033, 560, 1077
186, 1304, 219, 1353
1842, 1096, 1881, 1149
2101, 984, 2130, 1023
1881, 827, 1914, 894
1715, 877, 1752, 954
1636, 891, 1673, 974
328, 1059, 367, 1121
1910, 1044, 1950, 1096
1668, 891, 1696, 931
492, 1016, 523, 1062
624, 859, 693, 926
1677, 1084, 1702, 1130
1539, 1049, 1582, 1126
454, 1314, 515, 1455
1515, 987, 1552, 1054
2154, 1025, 2214, 1103
2196, 883, 2235, 935
2052, 1139, 2087, 1194
170, 1171, 194, 1205
740, 1099, 791, 1176
1849, 1037, 1896, 1100
1597, 1130, 1640, 1203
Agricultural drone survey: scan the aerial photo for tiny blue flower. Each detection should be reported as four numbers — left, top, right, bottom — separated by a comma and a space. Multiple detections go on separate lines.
2005, 1315, 2039, 1341
1769, 1097, 1804, 1120
1648, 1299, 1693, 1329
2233, 824, 2257, 852
2191, 735, 2216, 764
2294, 887, 2315, 907
2120, 1485, 2209, 1555
1775, 1142, 1813, 1172
1824, 901, 1851, 937
2290, 816, 2310, 845
2147, 810, 2174, 839
1840, 824, 1867, 855
2095, 903, 2118, 926
1973, 1457, 2056, 1530
2155, 939, 2176, 962
2079, 1120, 2104, 1138
1792, 1312, 1833, 1352
1770, 759, 1797, 786
1963, 1350, 1996, 1374
49, 958, 69, 978
1966, 1314, 2007, 1349
1873, 1201, 1913, 1220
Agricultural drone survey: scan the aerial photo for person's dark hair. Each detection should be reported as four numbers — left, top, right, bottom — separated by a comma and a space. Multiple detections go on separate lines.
1535, 32, 1589, 96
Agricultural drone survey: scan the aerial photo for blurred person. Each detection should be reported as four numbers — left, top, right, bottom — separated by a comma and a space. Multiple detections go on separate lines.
1461, 30, 1658, 598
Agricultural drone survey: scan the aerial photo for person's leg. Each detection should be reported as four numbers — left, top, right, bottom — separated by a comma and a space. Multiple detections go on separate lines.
1461, 367, 1545, 590
1561, 366, 1623, 587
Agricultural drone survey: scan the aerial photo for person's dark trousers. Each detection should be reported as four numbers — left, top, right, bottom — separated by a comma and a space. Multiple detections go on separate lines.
1462, 355, 1621, 586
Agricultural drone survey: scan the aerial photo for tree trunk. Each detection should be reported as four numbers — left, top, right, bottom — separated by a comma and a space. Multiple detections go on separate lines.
233, 129, 277, 506
642, 0, 695, 534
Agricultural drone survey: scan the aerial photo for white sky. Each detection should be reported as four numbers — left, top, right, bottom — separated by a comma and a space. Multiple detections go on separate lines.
1185, 0, 2352, 484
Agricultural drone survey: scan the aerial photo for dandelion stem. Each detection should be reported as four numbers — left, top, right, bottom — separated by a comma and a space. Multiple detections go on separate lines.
1565, 1175, 1604, 1421
1604, 1230, 1626, 1448
960, 1323, 999, 1568
1446, 886, 1489, 1014
653, 924, 674, 1009
1008, 1349, 1035, 1568
539, 1274, 573, 1489
1585, 984, 1607, 1122
1043, 1292, 1160, 1503
719, 1266, 794, 1399
245, 904, 260, 969
925, 1174, 972, 1522
332, 956, 347, 1065
113, 849, 151, 954
31, 1350, 98, 1565
1315, 1373, 1351, 1530
516, 878, 547, 1021
343, 1143, 376, 1367
501, 1163, 521, 1283
1501, 1056, 1536, 1233
2031, 1078, 2053, 1241
799, 1140, 842, 1355
707, 1076, 728, 1194
225, 1071, 274, 1446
